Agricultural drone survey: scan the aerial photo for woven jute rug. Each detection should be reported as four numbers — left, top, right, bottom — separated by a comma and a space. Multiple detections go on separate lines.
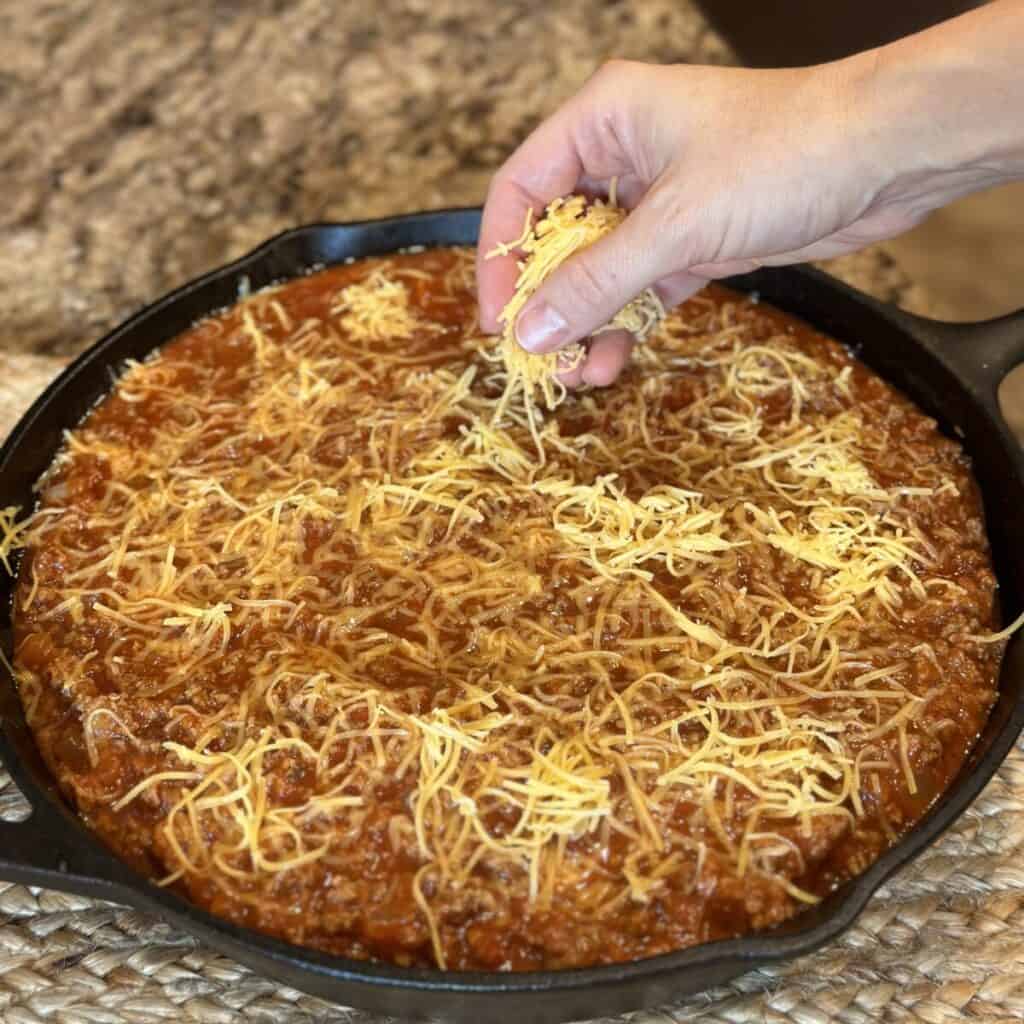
3, 269, 1024, 1024
4, 655, 1024, 1024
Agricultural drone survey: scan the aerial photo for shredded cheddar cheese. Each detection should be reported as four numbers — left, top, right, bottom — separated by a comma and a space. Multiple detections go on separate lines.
331, 269, 441, 342
487, 192, 665, 413
0, 506, 26, 575
3, 246, 1014, 971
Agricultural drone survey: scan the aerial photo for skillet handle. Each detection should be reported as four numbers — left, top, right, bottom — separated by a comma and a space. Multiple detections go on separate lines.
887, 305, 1024, 417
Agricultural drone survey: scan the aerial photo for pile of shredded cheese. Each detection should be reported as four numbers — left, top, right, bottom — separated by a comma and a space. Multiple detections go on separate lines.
4, 247, 1017, 970
487, 191, 664, 413
330, 269, 441, 343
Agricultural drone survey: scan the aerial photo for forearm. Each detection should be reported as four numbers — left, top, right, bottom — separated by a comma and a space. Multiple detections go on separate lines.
478, 2, 1024, 380
855, 0, 1024, 212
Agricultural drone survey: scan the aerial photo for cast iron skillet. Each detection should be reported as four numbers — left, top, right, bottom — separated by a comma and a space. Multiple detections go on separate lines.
2, 209, 1024, 1024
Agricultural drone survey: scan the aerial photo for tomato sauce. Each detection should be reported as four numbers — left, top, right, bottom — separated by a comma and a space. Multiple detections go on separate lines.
11, 248, 1003, 970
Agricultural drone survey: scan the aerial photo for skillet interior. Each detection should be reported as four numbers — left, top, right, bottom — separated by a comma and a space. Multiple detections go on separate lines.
1, 210, 1023, 1024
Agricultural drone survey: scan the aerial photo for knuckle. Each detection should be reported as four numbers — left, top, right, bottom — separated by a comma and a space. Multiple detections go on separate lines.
597, 57, 625, 77
588, 58, 634, 92
488, 161, 520, 198
599, 57, 636, 78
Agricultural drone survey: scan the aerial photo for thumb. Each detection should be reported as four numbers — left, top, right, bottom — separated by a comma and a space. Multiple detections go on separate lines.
512, 200, 702, 354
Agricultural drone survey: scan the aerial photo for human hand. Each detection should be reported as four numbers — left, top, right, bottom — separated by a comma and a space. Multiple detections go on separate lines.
476, 42, 1017, 387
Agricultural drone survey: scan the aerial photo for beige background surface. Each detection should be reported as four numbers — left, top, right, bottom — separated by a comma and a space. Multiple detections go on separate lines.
885, 183, 1024, 439
1, 3, 1023, 1023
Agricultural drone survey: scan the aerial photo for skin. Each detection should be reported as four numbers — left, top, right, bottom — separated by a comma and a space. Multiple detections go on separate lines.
477, 0, 1024, 387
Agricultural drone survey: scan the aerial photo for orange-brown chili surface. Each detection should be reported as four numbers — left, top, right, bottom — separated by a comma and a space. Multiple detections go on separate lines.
9, 248, 1004, 970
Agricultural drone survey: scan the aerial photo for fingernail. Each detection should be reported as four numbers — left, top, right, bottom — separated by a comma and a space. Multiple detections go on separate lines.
515, 302, 569, 353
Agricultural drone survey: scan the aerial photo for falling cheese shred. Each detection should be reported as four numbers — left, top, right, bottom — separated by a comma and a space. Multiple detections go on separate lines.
3, 243, 1014, 972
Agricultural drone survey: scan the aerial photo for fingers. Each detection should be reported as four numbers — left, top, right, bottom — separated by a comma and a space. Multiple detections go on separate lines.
477, 187, 576, 336
476, 102, 592, 334
477, 63, 648, 334
554, 271, 704, 391
582, 330, 634, 387
512, 197, 691, 355
555, 330, 635, 390
476, 59, 714, 376
555, 353, 586, 390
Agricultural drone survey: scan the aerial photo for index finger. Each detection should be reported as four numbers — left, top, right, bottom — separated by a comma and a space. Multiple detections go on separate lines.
476, 111, 584, 334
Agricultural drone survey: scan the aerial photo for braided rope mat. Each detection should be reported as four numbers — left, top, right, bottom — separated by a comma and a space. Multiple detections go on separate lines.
4, 302, 1024, 1024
